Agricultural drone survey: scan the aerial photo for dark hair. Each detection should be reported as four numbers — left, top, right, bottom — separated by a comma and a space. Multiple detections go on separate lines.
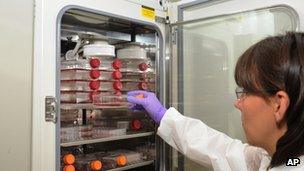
234, 32, 304, 168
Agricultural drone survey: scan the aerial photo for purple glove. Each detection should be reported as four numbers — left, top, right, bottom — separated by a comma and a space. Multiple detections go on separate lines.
127, 90, 167, 124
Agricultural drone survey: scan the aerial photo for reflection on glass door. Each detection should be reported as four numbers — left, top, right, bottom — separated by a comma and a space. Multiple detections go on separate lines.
172, 6, 298, 171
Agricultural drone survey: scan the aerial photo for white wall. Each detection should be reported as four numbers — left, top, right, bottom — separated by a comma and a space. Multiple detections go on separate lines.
0, 0, 33, 170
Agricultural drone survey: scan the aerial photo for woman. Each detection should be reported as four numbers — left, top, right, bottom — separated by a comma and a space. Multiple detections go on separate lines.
127, 32, 304, 171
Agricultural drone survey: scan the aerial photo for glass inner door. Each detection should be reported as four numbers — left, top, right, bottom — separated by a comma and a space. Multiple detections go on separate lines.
171, 6, 298, 171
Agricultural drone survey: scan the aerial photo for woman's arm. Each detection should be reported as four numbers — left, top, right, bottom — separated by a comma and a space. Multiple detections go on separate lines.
157, 107, 249, 171
126, 91, 265, 170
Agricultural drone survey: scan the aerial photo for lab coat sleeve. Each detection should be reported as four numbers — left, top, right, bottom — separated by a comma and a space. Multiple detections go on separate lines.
157, 107, 248, 171
243, 145, 270, 171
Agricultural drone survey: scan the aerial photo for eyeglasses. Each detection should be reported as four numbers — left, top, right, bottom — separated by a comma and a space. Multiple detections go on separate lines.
235, 87, 248, 100
235, 87, 278, 100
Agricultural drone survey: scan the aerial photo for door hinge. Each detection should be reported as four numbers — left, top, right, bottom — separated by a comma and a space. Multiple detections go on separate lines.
45, 96, 57, 123
171, 27, 178, 44
155, 16, 170, 24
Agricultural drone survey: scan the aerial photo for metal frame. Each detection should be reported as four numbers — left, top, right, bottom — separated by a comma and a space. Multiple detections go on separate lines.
176, 2, 213, 171
174, 1, 299, 171
162, 22, 173, 171
56, 5, 165, 171
126, 0, 164, 11
174, 4, 299, 27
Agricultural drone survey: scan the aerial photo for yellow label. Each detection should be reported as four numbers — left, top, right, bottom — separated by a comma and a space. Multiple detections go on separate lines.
141, 6, 155, 20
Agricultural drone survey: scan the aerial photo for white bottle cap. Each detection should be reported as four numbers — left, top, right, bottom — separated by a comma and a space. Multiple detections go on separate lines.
83, 40, 115, 57
117, 45, 147, 59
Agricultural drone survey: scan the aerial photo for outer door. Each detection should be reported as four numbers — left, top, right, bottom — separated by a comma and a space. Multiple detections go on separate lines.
168, 0, 302, 171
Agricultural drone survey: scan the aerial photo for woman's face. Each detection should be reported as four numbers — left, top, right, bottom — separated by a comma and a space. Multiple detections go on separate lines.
234, 94, 277, 146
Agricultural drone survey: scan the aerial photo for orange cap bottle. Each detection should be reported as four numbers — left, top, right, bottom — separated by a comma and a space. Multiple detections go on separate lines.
90, 58, 101, 68
116, 155, 127, 166
89, 70, 101, 79
138, 63, 148, 71
89, 80, 100, 90
63, 154, 75, 165
63, 165, 75, 171
131, 119, 142, 131
113, 80, 123, 90
138, 82, 148, 90
90, 160, 102, 171
112, 70, 122, 79
112, 59, 122, 69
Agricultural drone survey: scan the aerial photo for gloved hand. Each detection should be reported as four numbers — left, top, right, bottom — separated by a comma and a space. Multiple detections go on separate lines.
127, 90, 167, 124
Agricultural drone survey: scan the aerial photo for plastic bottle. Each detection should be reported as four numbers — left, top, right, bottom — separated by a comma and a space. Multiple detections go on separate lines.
130, 119, 155, 132
116, 121, 130, 130
60, 126, 78, 142
61, 59, 90, 70
74, 154, 103, 171
83, 40, 115, 58
93, 120, 130, 130
61, 57, 153, 82
60, 109, 80, 125
61, 80, 123, 91
61, 70, 122, 81
61, 125, 93, 142
112, 59, 151, 72
131, 119, 142, 131
136, 143, 156, 160
60, 91, 121, 104
78, 125, 93, 140
62, 154, 75, 165
118, 150, 145, 164
61, 92, 92, 103
62, 164, 75, 171
102, 153, 127, 169
120, 81, 155, 91
88, 57, 117, 71
92, 127, 126, 138
104, 150, 145, 165
121, 72, 155, 82
61, 57, 117, 71
92, 94, 127, 106
115, 43, 154, 72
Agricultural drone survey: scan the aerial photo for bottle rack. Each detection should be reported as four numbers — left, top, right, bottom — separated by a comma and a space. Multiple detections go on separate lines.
60, 9, 159, 169
60, 48, 157, 171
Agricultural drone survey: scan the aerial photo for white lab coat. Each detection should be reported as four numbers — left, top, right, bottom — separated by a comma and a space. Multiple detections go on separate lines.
157, 107, 304, 171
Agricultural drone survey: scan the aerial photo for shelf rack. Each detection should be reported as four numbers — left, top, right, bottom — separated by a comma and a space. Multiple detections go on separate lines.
61, 131, 154, 147
107, 160, 154, 171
